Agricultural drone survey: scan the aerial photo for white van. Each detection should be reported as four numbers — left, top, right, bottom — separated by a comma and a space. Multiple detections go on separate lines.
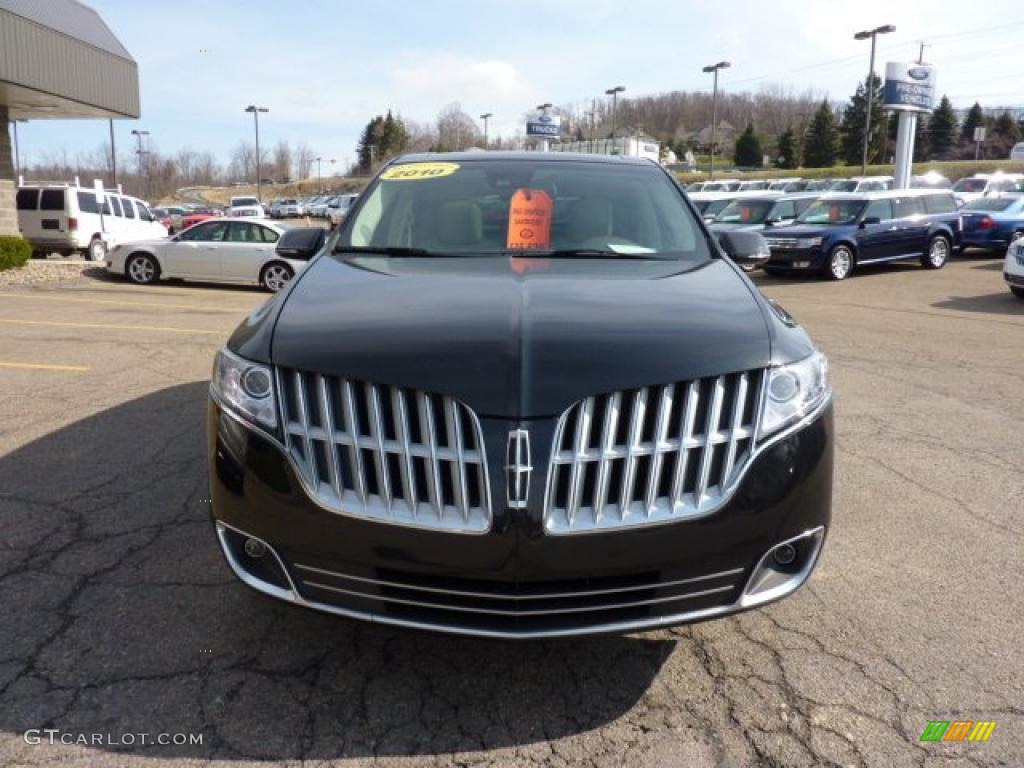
16, 182, 168, 261
1009, 142, 1024, 161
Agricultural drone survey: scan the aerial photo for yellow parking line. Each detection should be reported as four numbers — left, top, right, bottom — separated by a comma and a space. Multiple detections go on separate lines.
0, 292, 248, 314
0, 361, 90, 372
0, 318, 224, 335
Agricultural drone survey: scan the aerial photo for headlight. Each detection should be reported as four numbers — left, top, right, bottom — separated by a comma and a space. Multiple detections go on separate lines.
211, 347, 277, 429
796, 237, 823, 249
759, 351, 830, 438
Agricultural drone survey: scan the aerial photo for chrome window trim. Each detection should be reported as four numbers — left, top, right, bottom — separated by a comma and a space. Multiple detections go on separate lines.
215, 520, 826, 640
210, 382, 494, 535
541, 379, 830, 536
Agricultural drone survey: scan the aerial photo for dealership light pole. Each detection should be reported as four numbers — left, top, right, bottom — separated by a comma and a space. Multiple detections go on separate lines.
854, 24, 895, 175
131, 129, 149, 198
605, 86, 625, 151
479, 112, 492, 149
108, 120, 117, 187
315, 156, 322, 190
536, 103, 553, 152
244, 105, 268, 202
702, 62, 730, 180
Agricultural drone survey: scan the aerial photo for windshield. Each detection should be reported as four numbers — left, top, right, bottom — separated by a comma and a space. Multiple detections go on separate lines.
963, 197, 1018, 212
231, 197, 259, 207
828, 180, 858, 192
952, 178, 988, 193
797, 199, 865, 225
714, 199, 775, 224
340, 158, 710, 261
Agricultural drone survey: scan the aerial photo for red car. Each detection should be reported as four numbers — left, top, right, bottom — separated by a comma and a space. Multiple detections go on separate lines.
180, 208, 223, 230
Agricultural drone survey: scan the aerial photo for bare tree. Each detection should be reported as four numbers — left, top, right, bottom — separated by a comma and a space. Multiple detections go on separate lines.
273, 139, 292, 181
292, 141, 315, 180
436, 103, 479, 151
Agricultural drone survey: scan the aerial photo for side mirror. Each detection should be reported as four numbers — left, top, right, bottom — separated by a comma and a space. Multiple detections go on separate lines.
860, 216, 881, 228
716, 230, 770, 267
275, 227, 326, 261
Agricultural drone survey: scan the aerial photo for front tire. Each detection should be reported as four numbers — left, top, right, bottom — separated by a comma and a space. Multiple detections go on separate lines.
87, 237, 107, 262
1011, 286, 1024, 299
921, 235, 949, 269
260, 262, 294, 292
823, 245, 854, 281
126, 253, 160, 285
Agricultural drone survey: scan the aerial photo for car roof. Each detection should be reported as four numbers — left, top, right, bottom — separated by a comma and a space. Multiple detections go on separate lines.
816, 188, 956, 201
730, 191, 784, 200
393, 150, 656, 167
687, 191, 739, 200
777, 191, 822, 201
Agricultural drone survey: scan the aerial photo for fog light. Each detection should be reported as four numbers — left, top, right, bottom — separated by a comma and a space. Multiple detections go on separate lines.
773, 543, 797, 566
244, 538, 267, 558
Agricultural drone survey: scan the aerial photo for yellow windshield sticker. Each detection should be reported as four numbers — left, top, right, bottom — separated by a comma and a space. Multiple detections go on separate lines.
380, 162, 460, 181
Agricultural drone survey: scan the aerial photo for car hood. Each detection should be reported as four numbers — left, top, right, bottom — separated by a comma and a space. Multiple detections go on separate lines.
263, 254, 772, 419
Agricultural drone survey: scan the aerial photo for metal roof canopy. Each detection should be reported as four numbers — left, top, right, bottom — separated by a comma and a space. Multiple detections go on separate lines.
0, 0, 139, 119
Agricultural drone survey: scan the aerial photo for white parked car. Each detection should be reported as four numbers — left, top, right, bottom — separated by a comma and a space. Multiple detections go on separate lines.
828, 176, 893, 192
1009, 142, 1024, 161
325, 193, 358, 226
276, 198, 303, 217
311, 196, 333, 218
227, 196, 266, 218
105, 218, 304, 292
17, 182, 167, 261
1005, 237, 1024, 299
951, 173, 1024, 204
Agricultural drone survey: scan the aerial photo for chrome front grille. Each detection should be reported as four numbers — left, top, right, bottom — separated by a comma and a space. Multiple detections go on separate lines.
764, 237, 800, 249
277, 369, 491, 533
544, 371, 764, 534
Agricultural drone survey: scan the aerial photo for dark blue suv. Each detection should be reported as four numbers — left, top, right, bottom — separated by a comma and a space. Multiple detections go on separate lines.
762, 190, 961, 280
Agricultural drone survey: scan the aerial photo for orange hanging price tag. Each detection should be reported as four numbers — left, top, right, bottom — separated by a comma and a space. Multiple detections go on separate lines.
507, 189, 553, 250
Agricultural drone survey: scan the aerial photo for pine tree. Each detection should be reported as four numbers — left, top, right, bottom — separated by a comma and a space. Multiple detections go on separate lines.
733, 123, 763, 167
839, 76, 886, 166
960, 102, 985, 143
803, 100, 839, 168
775, 127, 800, 169
928, 96, 958, 159
913, 113, 929, 160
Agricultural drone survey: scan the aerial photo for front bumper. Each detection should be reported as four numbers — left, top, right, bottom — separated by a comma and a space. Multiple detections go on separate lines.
1005, 271, 1024, 288
766, 247, 822, 270
208, 398, 833, 639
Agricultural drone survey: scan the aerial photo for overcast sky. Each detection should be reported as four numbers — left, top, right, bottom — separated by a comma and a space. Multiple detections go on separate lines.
15, 0, 1024, 172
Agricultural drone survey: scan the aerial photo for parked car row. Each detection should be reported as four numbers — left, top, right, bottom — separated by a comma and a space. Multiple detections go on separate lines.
690, 183, 1024, 282
265, 193, 360, 225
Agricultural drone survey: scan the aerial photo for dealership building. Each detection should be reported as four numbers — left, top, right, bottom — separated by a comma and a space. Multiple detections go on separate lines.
0, 0, 139, 235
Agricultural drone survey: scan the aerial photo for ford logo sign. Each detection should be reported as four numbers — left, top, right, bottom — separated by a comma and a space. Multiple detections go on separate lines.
538, 114, 552, 123
908, 67, 929, 80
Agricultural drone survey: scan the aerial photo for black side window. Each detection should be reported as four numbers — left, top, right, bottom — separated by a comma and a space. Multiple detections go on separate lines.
893, 197, 925, 218
40, 190, 66, 211
123, 199, 136, 219
16, 189, 39, 210
110, 197, 124, 217
863, 199, 893, 221
924, 194, 956, 215
76, 191, 99, 214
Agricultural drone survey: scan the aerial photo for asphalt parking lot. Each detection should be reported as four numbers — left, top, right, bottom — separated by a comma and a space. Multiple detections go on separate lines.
0, 256, 1021, 767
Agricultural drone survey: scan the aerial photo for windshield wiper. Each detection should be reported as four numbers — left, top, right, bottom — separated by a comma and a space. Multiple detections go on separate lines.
515, 248, 663, 260
333, 245, 439, 257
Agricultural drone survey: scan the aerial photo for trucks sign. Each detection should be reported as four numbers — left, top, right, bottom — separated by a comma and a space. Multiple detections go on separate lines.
882, 62, 936, 112
526, 113, 561, 138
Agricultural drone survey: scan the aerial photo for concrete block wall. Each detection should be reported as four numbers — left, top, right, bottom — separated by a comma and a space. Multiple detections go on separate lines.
0, 106, 18, 236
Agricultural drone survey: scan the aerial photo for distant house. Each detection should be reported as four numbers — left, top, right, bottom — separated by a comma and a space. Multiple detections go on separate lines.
693, 121, 737, 152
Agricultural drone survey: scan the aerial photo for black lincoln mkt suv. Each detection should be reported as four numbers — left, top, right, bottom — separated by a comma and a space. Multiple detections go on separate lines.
207, 152, 834, 639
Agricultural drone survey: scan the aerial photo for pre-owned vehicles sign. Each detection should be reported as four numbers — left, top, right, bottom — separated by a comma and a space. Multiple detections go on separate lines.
882, 62, 936, 112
